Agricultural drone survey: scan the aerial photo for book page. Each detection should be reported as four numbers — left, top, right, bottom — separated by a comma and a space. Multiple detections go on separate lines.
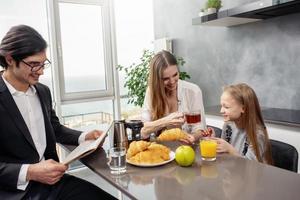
61, 125, 111, 165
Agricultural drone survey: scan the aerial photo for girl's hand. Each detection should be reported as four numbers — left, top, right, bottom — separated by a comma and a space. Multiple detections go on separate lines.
211, 137, 238, 155
200, 127, 214, 137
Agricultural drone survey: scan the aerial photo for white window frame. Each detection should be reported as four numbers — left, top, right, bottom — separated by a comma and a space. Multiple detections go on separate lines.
51, 0, 114, 103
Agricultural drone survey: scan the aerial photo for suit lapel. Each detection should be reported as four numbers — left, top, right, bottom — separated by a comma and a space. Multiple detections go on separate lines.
0, 76, 36, 149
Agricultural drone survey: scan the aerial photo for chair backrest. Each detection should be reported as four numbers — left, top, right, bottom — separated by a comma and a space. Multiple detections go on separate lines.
270, 139, 298, 172
207, 125, 222, 138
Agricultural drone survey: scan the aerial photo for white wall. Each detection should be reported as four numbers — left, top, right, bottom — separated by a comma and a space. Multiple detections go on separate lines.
206, 115, 300, 173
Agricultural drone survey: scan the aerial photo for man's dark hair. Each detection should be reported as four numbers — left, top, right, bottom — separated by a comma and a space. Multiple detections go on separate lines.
0, 24, 47, 69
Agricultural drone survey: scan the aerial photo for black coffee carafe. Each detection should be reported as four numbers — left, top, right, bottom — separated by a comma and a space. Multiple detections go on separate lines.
125, 120, 144, 143
110, 119, 144, 149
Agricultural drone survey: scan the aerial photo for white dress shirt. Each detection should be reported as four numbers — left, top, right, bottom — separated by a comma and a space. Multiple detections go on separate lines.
2, 78, 87, 190
142, 80, 206, 132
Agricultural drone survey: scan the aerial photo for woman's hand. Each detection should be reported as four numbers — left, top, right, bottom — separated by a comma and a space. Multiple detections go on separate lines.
180, 128, 215, 146
179, 134, 197, 145
211, 137, 238, 155
141, 112, 184, 139
163, 112, 185, 128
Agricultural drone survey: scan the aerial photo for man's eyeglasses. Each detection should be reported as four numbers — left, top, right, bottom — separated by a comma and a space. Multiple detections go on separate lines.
21, 59, 51, 72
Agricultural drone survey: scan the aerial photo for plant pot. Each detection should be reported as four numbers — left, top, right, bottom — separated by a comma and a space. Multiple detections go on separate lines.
198, 11, 205, 17
206, 8, 216, 14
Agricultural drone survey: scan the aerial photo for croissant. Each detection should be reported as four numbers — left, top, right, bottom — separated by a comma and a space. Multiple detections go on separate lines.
147, 143, 170, 160
157, 128, 188, 141
127, 141, 171, 164
129, 150, 165, 164
126, 141, 151, 159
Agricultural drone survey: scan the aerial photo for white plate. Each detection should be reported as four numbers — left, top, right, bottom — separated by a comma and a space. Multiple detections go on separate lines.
127, 151, 175, 167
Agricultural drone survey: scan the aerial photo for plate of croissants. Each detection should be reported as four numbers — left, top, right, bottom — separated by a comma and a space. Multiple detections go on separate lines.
126, 141, 175, 167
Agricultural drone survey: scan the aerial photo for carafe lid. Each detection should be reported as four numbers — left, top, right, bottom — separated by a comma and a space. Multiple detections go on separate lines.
114, 119, 125, 124
126, 120, 143, 128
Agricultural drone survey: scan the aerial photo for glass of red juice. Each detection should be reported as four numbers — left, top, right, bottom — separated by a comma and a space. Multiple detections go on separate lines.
185, 111, 201, 124
183, 111, 201, 134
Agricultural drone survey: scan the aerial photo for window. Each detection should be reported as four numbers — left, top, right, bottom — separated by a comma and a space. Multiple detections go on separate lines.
56, 0, 113, 102
52, 0, 116, 168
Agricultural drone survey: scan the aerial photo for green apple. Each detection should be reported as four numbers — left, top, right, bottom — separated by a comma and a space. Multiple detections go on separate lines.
175, 145, 195, 167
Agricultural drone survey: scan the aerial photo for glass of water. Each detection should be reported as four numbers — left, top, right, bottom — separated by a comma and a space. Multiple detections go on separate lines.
107, 147, 126, 174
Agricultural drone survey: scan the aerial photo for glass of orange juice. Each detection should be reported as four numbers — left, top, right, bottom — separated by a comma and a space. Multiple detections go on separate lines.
200, 138, 217, 161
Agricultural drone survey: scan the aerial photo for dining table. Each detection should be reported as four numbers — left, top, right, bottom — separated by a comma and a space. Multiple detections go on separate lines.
65, 140, 300, 200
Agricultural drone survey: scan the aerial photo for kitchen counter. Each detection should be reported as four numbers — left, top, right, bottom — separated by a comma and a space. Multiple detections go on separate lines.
205, 106, 300, 128
65, 140, 300, 200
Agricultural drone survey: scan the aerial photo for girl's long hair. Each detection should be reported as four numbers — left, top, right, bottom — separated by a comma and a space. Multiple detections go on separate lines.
224, 83, 273, 164
148, 50, 177, 120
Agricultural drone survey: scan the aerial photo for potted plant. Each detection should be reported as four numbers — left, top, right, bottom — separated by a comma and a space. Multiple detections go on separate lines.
117, 49, 190, 107
205, 0, 222, 14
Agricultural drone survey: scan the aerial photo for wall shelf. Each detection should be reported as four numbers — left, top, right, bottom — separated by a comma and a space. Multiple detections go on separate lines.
192, 0, 300, 27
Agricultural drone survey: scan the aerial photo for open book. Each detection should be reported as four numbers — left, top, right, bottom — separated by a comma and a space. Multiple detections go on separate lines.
61, 124, 111, 165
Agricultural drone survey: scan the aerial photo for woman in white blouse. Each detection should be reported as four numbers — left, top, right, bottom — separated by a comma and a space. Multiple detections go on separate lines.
141, 50, 206, 139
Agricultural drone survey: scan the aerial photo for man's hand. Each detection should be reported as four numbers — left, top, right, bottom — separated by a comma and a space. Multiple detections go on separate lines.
85, 130, 106, 147
27, 159, 68, 185
85, 130, 103, 140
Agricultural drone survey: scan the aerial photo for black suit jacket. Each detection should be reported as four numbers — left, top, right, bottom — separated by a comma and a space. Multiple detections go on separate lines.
0, 76, 81, 199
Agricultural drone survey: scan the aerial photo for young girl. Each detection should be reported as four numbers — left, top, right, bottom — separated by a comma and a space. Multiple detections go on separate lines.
187, 83, 272, 164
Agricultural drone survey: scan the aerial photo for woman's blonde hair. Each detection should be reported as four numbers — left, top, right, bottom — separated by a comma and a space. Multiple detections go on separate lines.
223, 83, 273, 164
148, 50, 178, 120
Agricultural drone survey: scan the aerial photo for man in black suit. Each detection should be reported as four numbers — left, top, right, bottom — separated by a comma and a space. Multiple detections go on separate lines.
0, 25, 116, 199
